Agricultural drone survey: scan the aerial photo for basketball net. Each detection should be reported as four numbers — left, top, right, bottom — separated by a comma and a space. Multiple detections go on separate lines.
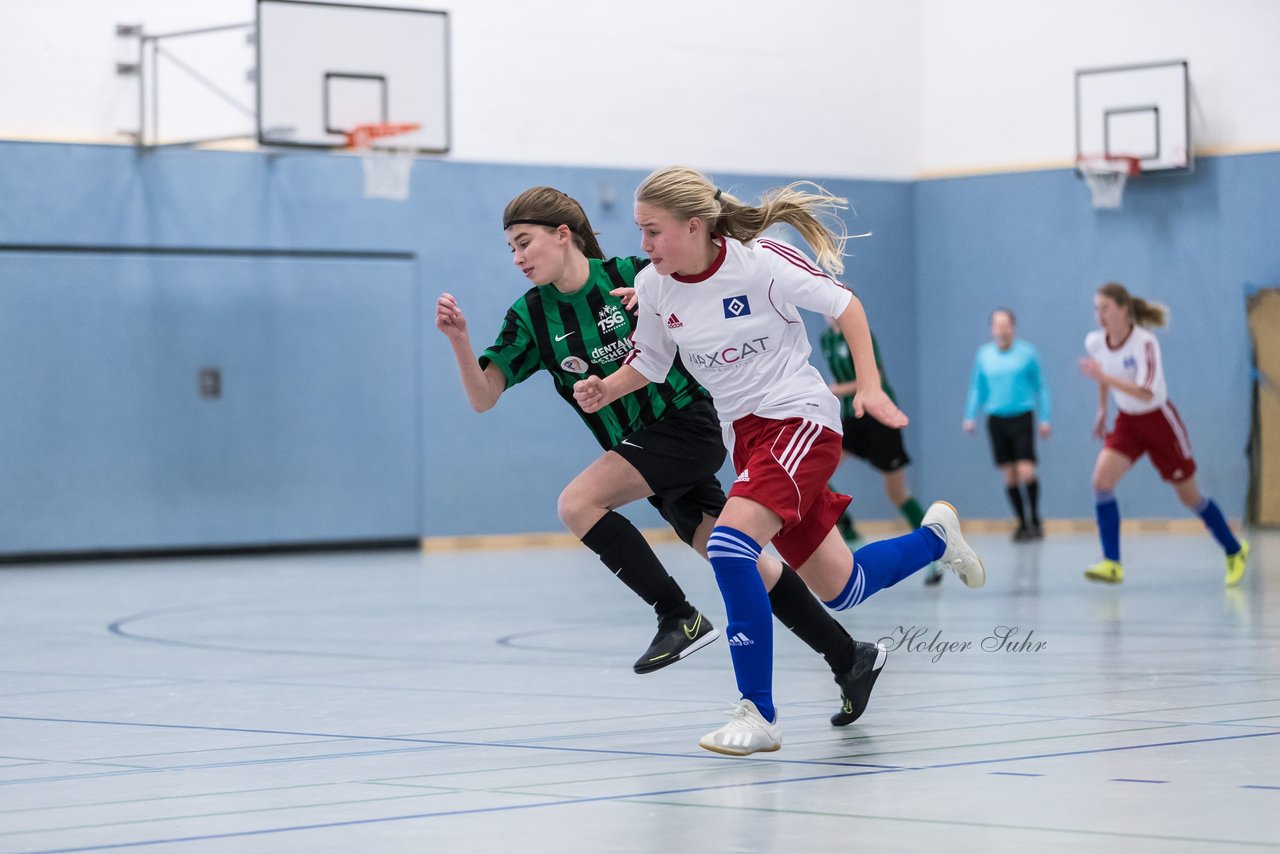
346, 123, 420, 201
1078, 155, 1141, 210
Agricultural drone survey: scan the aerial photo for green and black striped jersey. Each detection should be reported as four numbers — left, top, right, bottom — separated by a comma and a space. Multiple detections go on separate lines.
480, 256, 709, 451
819, 327, 897, 420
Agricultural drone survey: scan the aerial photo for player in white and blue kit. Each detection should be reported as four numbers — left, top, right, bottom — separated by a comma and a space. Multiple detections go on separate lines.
1078, 282, 1247, 586
574, 167, 985, 756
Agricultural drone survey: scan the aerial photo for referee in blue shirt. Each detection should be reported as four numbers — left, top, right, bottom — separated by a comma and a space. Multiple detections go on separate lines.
963, 309, 1051, 540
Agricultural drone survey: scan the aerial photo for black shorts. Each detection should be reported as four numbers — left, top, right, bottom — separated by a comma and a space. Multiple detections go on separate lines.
840, 414, 910, 472
611, 399, 728, 545
987, 411, 1037, 466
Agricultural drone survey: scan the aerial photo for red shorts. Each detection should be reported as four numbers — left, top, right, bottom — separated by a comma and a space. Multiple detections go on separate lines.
726, 414, 851, 568
1106, 402, 1197, 482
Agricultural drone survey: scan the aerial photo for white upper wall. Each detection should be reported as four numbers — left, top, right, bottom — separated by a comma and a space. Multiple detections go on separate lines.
449, 0, 921, 178
919, 0, 1280, 175
1, 0, 1276, 179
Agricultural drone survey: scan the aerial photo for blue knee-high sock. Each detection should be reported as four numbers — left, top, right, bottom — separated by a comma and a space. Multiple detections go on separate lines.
1096, 490, 1120, 562
823, 527, 945, 611
1195, 497, 1240, 555
706, 526, 774, 722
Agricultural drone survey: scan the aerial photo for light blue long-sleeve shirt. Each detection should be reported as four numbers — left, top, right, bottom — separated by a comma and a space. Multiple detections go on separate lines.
963, 339, 1051, 422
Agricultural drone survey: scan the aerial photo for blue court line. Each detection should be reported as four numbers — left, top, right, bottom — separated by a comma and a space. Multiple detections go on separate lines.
3, 712, 1277, 853
0, 715, 901, 785
989, 771, 1043, 777
1240, 785, 1280, 790
923, 729, 1279, 771
1111, 778, 1169, 784
10, 766, 912, 854
15, 729, 1280, 854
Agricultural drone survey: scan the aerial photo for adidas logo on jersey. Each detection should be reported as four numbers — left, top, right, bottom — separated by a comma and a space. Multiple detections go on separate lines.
734, 469, 750, 483
727, 632, 754, 646
666, 313, 683, 329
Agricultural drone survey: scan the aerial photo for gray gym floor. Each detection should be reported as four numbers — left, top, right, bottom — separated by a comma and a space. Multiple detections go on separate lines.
2, 530, 1277, 852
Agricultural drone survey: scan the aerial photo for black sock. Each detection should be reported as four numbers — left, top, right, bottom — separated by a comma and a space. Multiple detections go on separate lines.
1006, 484, 1027, 528
768, 564, 855, 675
581, 511, 692, 619
1024, 479, 1041, 525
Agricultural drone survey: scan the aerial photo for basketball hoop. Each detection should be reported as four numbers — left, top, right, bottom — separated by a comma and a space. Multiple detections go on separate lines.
1077, 155, 1141, 210
345, 122, 421, 201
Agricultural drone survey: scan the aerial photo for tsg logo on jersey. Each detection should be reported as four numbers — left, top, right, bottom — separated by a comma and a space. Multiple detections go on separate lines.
597, 303, 627, 334
723, 295, 751, 319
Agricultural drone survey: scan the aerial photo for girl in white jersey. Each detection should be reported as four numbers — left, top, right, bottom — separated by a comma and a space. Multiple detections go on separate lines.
1079, 282, 1247, 586
574, 166, 985, 756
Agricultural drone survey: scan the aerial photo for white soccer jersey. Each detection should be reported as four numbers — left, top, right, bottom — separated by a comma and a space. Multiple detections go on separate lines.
626, 236, 854, 433
1084, 325, 1167, 414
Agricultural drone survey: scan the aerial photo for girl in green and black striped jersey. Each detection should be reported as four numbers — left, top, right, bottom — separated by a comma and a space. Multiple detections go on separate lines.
436, 187, 879, 724
819, 321, 942, 585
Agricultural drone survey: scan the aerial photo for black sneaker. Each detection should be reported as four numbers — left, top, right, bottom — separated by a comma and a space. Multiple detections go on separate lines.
633, 611, 720, 674
830, 641, 888, 726
1029, 521, 1044, 539
1012, 524, 1032, 542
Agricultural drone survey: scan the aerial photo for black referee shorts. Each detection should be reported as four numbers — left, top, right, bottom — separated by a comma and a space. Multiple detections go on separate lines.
611, 399, 728, 545
987, 411, 1037, 466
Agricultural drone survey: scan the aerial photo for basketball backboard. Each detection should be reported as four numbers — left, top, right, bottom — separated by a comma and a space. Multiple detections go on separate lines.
256, 0, 450, 153
1075, 60, 1191, 174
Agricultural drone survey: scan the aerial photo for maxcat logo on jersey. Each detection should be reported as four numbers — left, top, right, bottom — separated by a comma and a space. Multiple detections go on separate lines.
589, 340, 632, 364
722, 295, 751, 318
597, 304, 627, 334
560, 356, 590, 374
689, 337, 771, 370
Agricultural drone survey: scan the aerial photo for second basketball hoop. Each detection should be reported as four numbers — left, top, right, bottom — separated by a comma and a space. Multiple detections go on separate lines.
346, 122, 420, 201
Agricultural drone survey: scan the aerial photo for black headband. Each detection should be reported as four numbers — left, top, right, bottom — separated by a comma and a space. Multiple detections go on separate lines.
503, 218, 567, 231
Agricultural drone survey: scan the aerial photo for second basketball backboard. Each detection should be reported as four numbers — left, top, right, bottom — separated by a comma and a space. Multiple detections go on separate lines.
1075, 60, 1190, 174
256, 0, 450, 153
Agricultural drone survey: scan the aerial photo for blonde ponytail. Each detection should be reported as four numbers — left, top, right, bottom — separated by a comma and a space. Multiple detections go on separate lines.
636, 167, 859, 275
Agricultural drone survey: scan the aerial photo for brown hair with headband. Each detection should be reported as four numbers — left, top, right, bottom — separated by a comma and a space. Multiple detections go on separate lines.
503, 187, 605, 260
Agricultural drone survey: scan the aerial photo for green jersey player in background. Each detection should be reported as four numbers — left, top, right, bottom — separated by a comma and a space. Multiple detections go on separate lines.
819, 321, 942, 584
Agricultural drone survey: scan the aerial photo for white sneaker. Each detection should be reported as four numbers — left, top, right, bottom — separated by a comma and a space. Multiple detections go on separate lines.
922, 501, 986, 588
698, 699, 781, 756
